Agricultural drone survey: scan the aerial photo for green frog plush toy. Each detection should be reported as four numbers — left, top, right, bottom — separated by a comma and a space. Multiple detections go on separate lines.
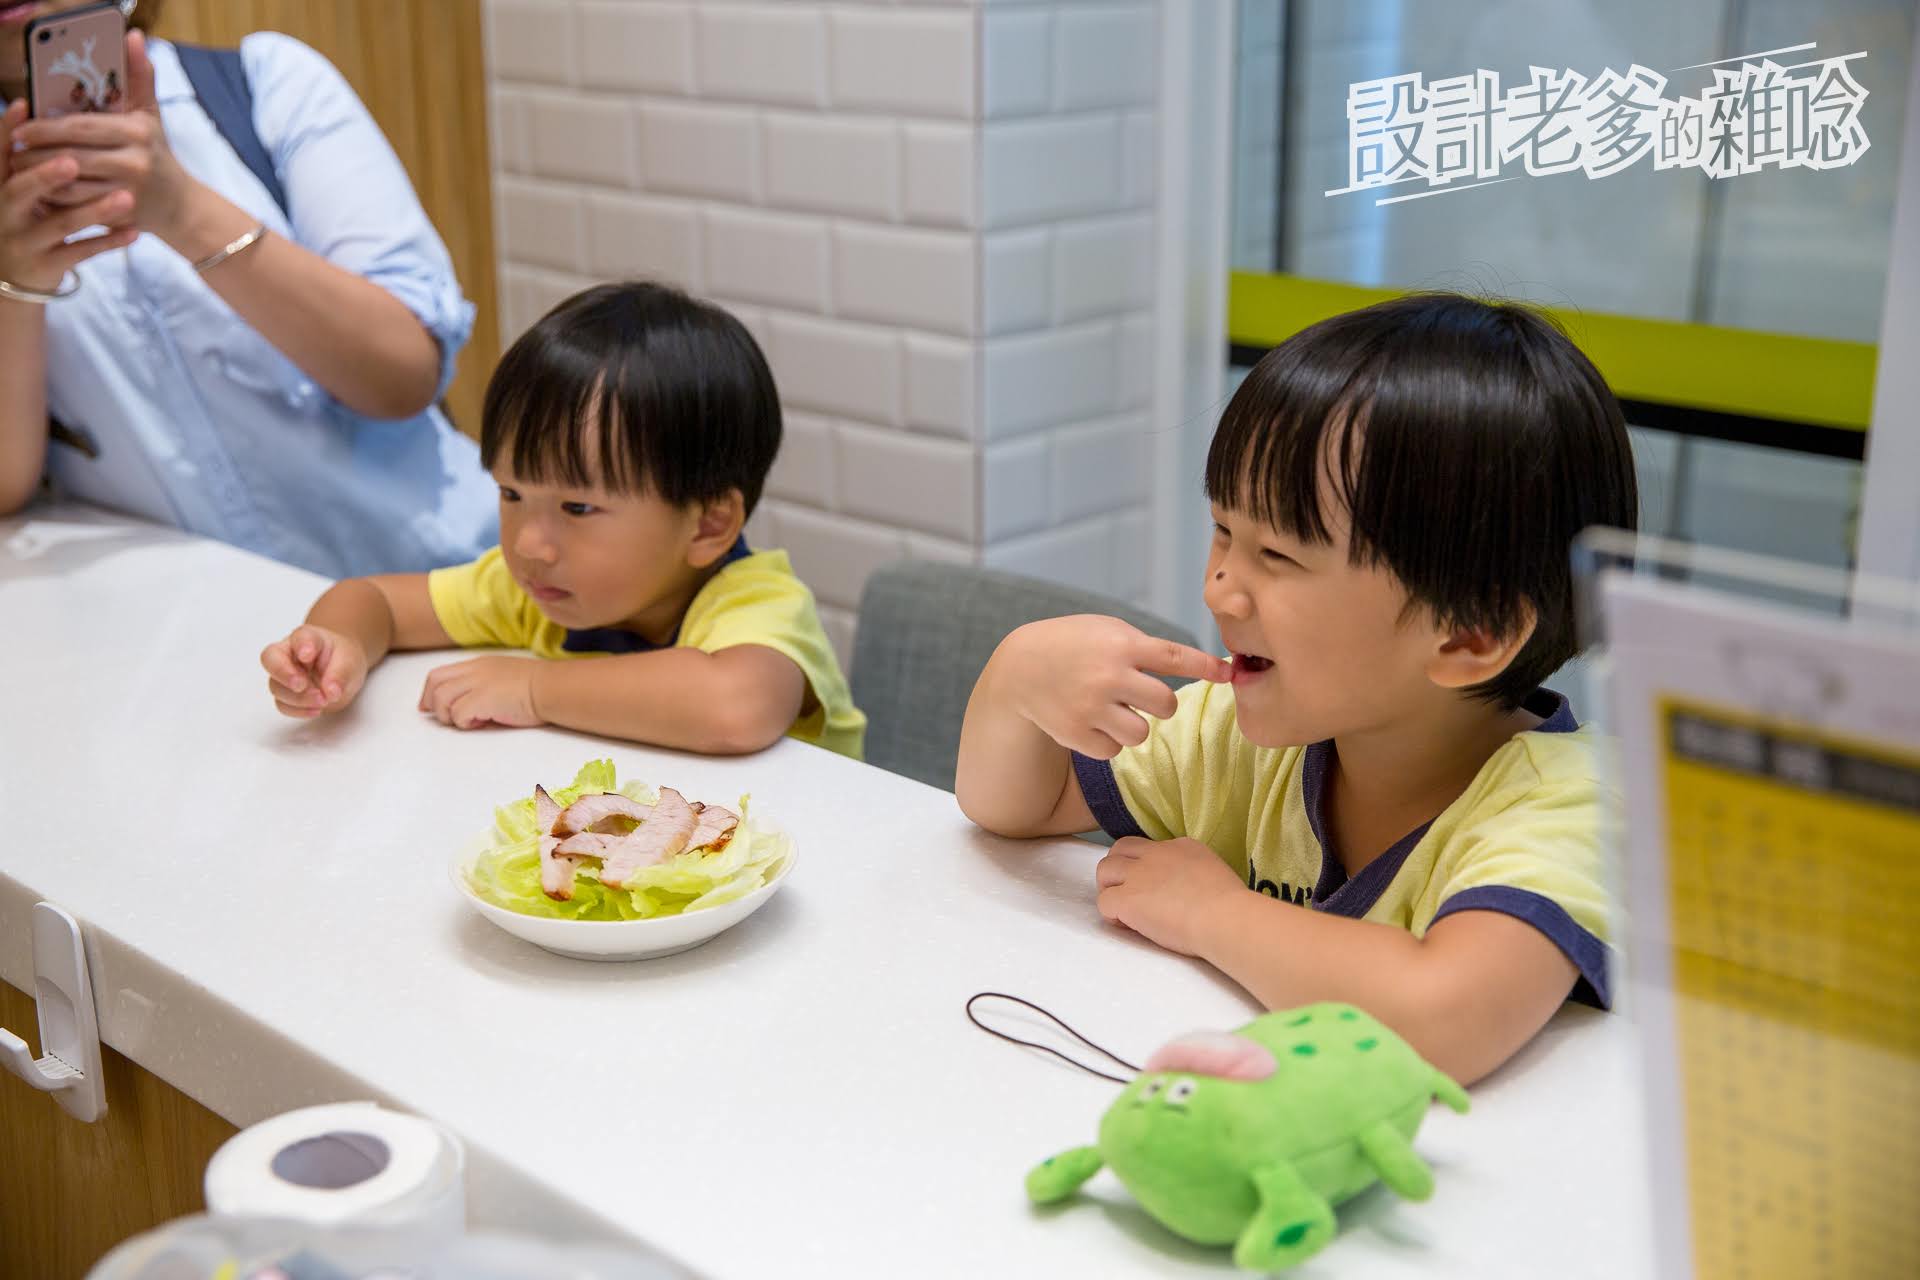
1026, 1002, 1469, 1271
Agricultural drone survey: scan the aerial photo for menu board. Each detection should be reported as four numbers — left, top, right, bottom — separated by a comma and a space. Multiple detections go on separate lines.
1603, 573, 1920, 1280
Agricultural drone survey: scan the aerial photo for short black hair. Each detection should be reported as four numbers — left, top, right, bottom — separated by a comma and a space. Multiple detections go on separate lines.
481, 282, 782, 515
1205, 292, 1638, 710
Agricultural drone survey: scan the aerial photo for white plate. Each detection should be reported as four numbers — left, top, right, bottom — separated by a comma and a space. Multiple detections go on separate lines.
449, 829, 795, 961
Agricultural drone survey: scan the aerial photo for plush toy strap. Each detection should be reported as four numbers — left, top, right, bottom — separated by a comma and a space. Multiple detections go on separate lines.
965, 992, 1141, 1084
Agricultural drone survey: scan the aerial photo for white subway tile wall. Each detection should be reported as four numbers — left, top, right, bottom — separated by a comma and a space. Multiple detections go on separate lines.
978, 1, 1158, 601
903, 333, 976, 439
695, 6, 828, 108
584, 193, 701, 287
902, 122, 976, 227
828, 8, 977, 117
577, 1, 695, 94
487, 0, 1163, 668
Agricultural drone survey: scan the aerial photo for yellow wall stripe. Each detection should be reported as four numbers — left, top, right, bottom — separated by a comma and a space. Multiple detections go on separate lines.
1228, 272, 1877, 433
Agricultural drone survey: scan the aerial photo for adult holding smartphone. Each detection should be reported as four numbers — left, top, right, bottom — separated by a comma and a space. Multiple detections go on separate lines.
0, 1, 495, 577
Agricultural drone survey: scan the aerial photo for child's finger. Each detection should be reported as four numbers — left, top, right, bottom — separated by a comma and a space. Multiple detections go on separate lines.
1059, 725, 1125, 761
1122, 672, 1180, 721
1133, 636, 1232, 684
267, 675, 325, 707
1097, 705, 1152, 750
272, 695, 323, 719
419, 667, 450, 716
290, 624, 330, 669
1095, 885, 1135, 927
423, 671, 464, 724
449, 690, 488, 730
317, 647, 357, 702
260, 642, 308, 692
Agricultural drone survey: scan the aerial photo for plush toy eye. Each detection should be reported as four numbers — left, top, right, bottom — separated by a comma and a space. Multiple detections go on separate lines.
1140, 1078, 1166, 1100
1167, 1079, 1198, 1105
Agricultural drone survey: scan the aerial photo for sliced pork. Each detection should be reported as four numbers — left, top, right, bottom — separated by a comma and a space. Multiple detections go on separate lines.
533, 785, 583, 901
599, 787, 698, 888
526, 781, 734, 900
539, 834, 580, 901
554, 792, 652, 836
533, 785, 561, 833
687, 802, 739, 852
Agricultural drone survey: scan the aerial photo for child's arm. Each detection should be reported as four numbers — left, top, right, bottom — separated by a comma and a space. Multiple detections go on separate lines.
538, 643, 805, 754
1093, 837, 1579, 1085
956, 617, 1231, 836
415, 642, 807, 755
260, 575, 450, 718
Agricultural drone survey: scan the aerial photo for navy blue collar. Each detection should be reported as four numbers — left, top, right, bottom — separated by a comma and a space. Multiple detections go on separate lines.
560, 537, 751, 655
1305, 687, 1577, 917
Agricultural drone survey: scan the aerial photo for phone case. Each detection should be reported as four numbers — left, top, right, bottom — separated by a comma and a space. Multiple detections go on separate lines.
25, 1, 129, 119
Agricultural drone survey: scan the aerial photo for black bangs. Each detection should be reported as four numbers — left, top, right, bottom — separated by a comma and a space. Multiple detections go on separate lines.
1205, 327, 1380, 548
1206, 292, 1639, 709
480, 282, 782, 513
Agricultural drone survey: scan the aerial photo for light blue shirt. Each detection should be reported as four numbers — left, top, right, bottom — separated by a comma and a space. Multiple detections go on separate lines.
41, 34, 498, 578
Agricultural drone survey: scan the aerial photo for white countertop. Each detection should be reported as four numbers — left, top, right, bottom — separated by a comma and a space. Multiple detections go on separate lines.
0, 503, 1658, 1278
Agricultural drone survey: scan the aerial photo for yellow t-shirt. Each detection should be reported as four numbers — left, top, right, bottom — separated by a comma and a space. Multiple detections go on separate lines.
1073, 681, 1613, 1005
427, 545, 866, 759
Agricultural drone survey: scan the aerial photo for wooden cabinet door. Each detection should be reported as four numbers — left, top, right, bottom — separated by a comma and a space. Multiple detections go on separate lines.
1, 980, 239, 1280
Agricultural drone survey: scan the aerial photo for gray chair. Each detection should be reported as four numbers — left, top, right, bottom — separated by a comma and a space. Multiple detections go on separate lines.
850, 561, 1203, 791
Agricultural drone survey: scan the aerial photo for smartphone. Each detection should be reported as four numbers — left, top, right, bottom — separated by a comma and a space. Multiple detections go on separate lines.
25, 1, 128, 119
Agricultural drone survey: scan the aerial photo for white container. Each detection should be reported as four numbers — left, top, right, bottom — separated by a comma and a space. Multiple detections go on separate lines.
87, 1216, 685, 1279
198, 1102, 465, 1270
449, 832, 796, 961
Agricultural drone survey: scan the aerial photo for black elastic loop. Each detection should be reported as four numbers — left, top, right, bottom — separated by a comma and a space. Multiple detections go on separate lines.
965, 992, 1140, 1085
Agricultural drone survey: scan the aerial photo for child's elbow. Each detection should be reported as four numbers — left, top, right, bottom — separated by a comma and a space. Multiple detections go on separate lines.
1419, 1040, 1499, 1089
954, 775, 1028, 838
1389, 989, 1545, 1088
701, 703, 790, 756
0, 471, 39, 517
952, 709, 998, 826
955, 782, 992, 831
954, 766, 994, 829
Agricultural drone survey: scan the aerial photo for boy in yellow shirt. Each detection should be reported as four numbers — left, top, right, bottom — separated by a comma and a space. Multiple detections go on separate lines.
957, 293, 1637, 1084
260, 282, 864, 759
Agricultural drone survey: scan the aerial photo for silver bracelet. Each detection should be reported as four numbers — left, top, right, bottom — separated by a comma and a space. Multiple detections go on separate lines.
192, 223, 269, 274
0, 274, 82, 304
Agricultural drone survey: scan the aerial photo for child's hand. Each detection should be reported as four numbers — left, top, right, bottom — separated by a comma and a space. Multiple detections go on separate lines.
1096, 837, 1247, 956
996, 615, 1231, 760
260, 625, 368, 718
418, 656, 544, 730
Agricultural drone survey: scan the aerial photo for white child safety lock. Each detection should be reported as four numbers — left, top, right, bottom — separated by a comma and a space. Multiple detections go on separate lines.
0, 902, 108, 1122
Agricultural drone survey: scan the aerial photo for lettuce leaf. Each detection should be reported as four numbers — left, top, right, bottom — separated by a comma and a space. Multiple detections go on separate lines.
465, 762, 786, 921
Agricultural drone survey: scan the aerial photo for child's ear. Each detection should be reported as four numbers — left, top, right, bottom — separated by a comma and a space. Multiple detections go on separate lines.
686, 490, 747, 569
1426, 603, 1537, 692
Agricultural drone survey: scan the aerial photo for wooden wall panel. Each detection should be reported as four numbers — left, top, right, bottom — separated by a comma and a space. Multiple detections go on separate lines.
154, 0, 499, 436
